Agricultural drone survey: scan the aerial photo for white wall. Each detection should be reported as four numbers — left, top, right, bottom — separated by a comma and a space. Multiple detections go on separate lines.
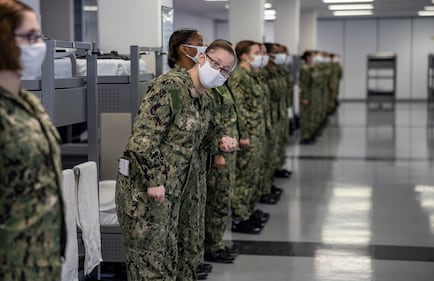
174, 13, 274, 45
264, 21, 275, 42
318, 17, 434, 101
174, 10, 215, 44
300, 10, 317, 52
99, 0, 172, 53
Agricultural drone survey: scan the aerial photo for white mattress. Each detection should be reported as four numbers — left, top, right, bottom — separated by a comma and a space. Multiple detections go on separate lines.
22, 58, 74, 80
99, 180, 119, 225
76, 59, 147, 76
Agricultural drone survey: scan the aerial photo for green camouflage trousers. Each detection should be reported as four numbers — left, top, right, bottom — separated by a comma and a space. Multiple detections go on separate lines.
231, 136, 262, 221
177, 159, 207, 281
116, 173, 180, 281
277, 114, 290, 168
260, 129, 278, 196
300, 102, 315, 140
205, 152, 236, 253
0, 265, 61, 281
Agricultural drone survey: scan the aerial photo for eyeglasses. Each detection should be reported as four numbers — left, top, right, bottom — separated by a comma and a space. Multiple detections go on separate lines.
206, 53, 232, 78
14, 33, 45, 44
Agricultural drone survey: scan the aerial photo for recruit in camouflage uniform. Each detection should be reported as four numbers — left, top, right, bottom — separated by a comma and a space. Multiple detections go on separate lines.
276, 64, 292, 169
328, 59, 343, 113
116, 67, 221, 281
0, 87, 65, 281
228, 66, 266, 222
253, 68, 274, 200
204, 83, 239, 254
299, 62, 316, 141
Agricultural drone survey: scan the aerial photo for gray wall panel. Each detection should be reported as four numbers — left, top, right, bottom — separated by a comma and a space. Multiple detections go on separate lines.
378, 19, 412, 99
344, 20, 377, 100
412, 18, 434, 100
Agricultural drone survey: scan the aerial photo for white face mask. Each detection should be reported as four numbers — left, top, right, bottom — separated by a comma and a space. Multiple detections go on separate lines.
260, 55, 270, 68
249, 55, 262, 68
273, 53, 287, 65
199, 60, 227, 89
184, 44, 207, 64
19, 42, 47, 79
312, 55, 321, 64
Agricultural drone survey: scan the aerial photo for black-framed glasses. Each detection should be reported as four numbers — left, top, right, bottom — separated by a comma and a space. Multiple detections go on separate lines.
206, 53, 232, 78
14, 33, 45, 44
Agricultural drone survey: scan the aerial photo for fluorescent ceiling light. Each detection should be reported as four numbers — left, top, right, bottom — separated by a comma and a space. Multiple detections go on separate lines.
324, 0, 373, 3
264, 15, 276, 20
425, 6, 434, 11
83, 5, 98, 11
333, 10, 373, 16
264, 9, 276, 16
204, 0, 228, 2
329, 4, 373, 10
418, 10, 434, 16
223, 2, 272, 9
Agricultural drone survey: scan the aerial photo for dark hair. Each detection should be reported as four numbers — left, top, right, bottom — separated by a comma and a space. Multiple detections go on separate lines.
167, 28, 199, 68
234, 40, 259, 61
0, 0, 33, 71
263, 42, 273, 54
301, 50, 313, 62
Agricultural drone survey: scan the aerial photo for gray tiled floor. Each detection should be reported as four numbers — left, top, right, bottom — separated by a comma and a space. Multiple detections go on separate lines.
217, 102, 434, 280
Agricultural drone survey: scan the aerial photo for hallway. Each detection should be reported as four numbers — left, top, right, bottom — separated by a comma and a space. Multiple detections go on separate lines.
209, 102, 434, 281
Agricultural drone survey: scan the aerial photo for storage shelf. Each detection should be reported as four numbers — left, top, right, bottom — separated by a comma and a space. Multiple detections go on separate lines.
366, 53, 397, 108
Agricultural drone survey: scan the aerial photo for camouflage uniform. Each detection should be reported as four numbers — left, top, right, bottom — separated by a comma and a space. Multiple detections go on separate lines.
116, 67, 220, 281
328, 62, 343, 113
0, 87, 65, 281
227, 66, 265, 222
253, 69, 274, 198
276, 65, 292, 168
299, 63, 315, 140
204, 84, 239, 254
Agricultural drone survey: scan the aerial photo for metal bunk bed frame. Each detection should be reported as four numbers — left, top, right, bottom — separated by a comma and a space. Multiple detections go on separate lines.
97, 46, 161, 124
22, 39, 99, 164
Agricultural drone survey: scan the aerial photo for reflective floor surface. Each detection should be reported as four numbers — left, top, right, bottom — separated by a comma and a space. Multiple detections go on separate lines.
216, 102, 434, 281
97, 102, 434, 280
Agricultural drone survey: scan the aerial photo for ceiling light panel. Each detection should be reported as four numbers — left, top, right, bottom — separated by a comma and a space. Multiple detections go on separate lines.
329, 4, 373, 10
333, 10, 373, 16
324, 0, 373, 3
418, 10, 434, 16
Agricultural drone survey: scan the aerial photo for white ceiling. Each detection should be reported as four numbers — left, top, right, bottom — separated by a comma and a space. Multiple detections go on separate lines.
173, 0, 434, 20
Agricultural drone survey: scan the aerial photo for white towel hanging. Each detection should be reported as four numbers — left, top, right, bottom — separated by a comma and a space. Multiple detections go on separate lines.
74, 161, 102, 275
60, 169, 79, 281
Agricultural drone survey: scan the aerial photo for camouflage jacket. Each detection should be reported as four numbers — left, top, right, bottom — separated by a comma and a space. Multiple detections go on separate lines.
254, 69, 273, 131
122, 67, 221, 195
277, 65, 294, 108
0, 86, 65, 268
208, 84, 240, 144
263, 65, 287, 122
227, 66, 265, 139
299, 64, 314, 101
